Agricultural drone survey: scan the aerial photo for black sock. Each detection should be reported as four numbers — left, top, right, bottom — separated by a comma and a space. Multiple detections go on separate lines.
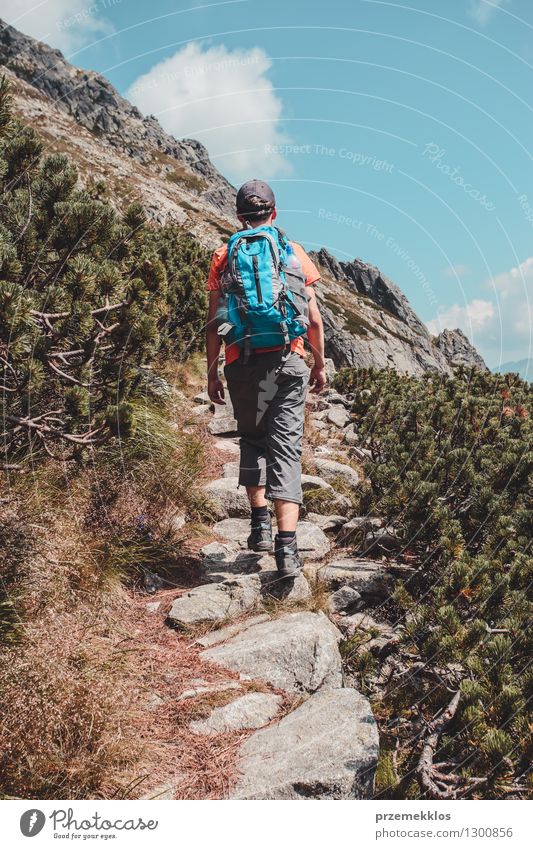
276, 530, 296, 544
251, 505, 269, 524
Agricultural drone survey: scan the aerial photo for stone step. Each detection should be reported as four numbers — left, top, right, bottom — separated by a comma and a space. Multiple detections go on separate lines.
230, 687, 379, 799
201, 611, 343, 694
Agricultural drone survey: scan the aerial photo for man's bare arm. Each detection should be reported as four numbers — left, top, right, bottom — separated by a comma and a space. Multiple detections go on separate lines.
306, 285, 326, 393
206, 290, 225, 404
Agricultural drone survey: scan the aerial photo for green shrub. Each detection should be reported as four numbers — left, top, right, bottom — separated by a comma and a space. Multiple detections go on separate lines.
0, 76, 209, 470
335, 365, 532, 797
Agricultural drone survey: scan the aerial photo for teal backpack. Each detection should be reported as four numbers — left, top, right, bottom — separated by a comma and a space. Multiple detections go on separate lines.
215, 225, 310, 364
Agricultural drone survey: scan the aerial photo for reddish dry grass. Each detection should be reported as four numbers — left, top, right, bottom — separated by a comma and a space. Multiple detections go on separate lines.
0, 574, 247, 800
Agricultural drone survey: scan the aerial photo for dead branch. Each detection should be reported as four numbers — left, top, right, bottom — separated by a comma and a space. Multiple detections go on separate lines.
416, 690, 487, 799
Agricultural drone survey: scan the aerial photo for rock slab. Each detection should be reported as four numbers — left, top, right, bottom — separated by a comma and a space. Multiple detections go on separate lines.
231, 687, 379, 799
190, 692, 282, 736
168, 574, 261, 626
201, 611, 343, 694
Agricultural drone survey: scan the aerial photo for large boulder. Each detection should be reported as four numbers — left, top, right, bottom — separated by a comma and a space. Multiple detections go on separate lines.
314, 457, 360, 488
201, 611, 343, 694
230, 687, 379, 799
167, 574, 261, 627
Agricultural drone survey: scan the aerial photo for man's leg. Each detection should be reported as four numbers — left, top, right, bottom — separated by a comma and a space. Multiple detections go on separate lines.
264, 352, 310, 575
224, 360, 273, 551
274, 499, 299, 531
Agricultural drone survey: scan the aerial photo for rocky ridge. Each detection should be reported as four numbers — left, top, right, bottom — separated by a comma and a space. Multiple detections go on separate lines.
0, 19, 236, 220
311, 250, 488, 376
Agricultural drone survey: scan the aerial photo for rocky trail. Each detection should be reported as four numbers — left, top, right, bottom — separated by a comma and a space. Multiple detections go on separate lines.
141, 360, 412, 800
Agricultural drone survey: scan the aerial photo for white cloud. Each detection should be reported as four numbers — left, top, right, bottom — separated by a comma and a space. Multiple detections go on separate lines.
427, 256, 533, 367
426, 299, 495, 336
1, 0, 114, 52
127, 43, 291, 181
468, 0, 509, 27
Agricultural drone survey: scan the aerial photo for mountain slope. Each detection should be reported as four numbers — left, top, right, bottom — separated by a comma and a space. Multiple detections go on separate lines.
0, 19, 487, 376
492, 358, 532, 382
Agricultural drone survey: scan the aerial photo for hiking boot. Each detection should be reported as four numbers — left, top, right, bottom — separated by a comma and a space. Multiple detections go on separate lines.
247, 515, 273, 552
275, 536, 303, 578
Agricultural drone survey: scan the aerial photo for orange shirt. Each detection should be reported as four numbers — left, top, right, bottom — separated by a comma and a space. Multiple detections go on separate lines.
207, 240, 320, 365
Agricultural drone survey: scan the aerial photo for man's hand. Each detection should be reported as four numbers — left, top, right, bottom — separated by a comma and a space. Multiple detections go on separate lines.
208, 376, 226, 405
309, 364, 326, 394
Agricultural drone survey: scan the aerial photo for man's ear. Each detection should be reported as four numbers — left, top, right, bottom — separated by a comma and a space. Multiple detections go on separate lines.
271, 207, 277, 222
237, 214, 244, 225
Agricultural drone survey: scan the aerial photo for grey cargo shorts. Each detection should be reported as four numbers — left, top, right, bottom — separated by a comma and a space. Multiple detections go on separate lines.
223, 349, 311, 505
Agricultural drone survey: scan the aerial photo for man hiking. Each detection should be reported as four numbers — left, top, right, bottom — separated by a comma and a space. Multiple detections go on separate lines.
206, 179, 326, 578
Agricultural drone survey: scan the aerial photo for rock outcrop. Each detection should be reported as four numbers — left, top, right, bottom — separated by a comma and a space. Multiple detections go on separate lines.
310, 249, 488, 376
434, 328, 489, 372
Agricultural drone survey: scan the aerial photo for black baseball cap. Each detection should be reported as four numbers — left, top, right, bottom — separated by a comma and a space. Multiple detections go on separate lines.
236, 179, 276, 217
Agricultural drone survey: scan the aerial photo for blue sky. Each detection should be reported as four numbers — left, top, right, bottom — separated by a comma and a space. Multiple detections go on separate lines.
2, 0, 532, 368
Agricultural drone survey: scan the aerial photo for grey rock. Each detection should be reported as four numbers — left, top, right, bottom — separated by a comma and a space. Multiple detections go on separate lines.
168, 513, 187, 533
311, 558, 393, 599
167, 574, 261, 626
214, 439, 240, 455
343, 423, 360, 445
327, 406, 350, 428
208, 397, 238, 435
322, 390, 351, 407
364, 526, 402, 554
145, 601, 161, 614
223, 461, 240, 478
143, 569, 164, 594
434, 328, 488, 372
201, 611, 343, 694
314, 458, 360, 488
0, 21, 236, 219
203, 477, 250, 518
310, 419, 328, 432
351, 446, 373, 461
213, 518, 251, 546
342, 612, 399, 640
306, 513, 348, 531
328, 585, 363, 613
194, 391, 211, 405
259, 570, 311, 602
201, 541, 275, 577
231, 687, 379, 799
296, 521, 331, 560
324, 358, 337, 381
208, 414, 239, 436
301, 474, 334, 491
190, 692, 282, 735
337, 515, 381, 545
195, 614, 271, 648
179, 680, 242, 700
